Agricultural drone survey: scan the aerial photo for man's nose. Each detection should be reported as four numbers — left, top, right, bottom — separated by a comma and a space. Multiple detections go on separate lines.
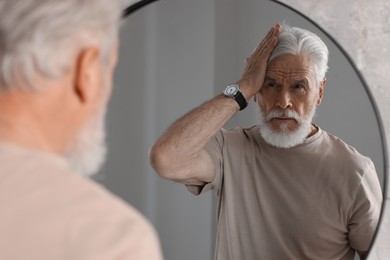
275, 89, 292, 109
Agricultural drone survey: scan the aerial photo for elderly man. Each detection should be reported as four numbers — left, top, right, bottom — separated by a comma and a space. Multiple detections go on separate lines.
0, 0, 162, 259
150, 24, 382, 259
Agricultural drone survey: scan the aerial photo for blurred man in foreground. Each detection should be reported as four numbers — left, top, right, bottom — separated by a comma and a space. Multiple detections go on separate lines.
0, 0, 162, 259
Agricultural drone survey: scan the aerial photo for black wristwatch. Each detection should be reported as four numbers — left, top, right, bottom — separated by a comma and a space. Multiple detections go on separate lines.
223, 84, 248, 111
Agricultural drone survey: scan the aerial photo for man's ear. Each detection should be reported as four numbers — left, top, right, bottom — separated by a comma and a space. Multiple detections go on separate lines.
73, 47, 102, 105
317, 78, 326, 105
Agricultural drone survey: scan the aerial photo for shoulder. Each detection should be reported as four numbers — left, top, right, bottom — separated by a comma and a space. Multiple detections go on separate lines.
63, 178, 162, 259
44, 167, 162, 259
220, 125, 258, 136
206, 126, 260, 156
321, 130, 375, 177
0, 146, 162, 259
217, 125, 259, 144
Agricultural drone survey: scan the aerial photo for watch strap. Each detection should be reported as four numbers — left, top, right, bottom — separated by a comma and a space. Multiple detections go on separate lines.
234, 90, 248, 111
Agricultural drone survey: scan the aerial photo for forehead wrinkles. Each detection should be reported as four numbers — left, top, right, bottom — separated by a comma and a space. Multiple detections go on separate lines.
266, 54, 316, 81
266, 66, 313, 81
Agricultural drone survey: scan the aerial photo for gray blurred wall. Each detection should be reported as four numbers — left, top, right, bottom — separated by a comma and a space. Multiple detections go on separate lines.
102, 1, 216, 260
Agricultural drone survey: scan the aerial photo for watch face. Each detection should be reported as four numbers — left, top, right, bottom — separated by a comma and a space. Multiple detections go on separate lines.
224, 84, 239, 96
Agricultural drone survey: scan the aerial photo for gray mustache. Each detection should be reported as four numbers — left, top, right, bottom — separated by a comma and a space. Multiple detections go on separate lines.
265, 109, 302, 123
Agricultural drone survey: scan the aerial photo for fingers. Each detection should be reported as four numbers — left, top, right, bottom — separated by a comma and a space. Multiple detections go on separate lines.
246, 23, 281, 63
270, 23, 281, 47
262, 32, 280, 57
237, 24, 282, 99
243, 23, 281, 74
261, 24, 279, 47
255, 23, 281, 56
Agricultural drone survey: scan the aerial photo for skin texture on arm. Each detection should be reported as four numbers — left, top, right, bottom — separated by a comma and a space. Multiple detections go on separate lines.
149, 24, 281, 186
150, 95, 239, 186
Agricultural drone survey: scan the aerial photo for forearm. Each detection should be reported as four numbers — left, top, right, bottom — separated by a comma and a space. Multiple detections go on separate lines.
150, 94, 238, 180
150, 24, 281, 182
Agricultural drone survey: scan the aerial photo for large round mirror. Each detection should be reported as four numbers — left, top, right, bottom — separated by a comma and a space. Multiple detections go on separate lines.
98, 0, 388, 259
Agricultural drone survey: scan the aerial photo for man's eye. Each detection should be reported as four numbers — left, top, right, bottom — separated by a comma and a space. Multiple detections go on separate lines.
294, 84, 305, 89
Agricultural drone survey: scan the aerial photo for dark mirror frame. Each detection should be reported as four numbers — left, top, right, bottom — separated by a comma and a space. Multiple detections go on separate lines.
121, 0, 388, 255
122, 0, 159, 18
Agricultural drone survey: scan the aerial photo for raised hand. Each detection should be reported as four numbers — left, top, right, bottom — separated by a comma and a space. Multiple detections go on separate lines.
238, 24, 281, 101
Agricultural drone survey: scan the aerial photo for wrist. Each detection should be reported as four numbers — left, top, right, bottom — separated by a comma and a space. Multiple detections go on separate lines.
238, 85, 253, 102
223, 84, 248, 111
236, 79, 258, 101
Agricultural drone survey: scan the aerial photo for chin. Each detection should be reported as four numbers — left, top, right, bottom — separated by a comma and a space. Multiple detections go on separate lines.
258, 107, 317, 149
269, 121, 299, 133
259, 121, 310, 149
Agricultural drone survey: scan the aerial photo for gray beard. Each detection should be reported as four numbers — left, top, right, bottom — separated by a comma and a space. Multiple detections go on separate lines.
65, 109, 107, 177
258, 106, 316, 149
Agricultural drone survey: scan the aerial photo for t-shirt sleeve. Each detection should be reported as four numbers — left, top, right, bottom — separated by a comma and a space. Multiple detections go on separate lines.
347, 159, 383, 252
185, 129, 225, 196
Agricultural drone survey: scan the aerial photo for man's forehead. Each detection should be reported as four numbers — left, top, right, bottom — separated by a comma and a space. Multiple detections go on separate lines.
264, 75, 309, 85
265, 69, 313, 81
266, 54, 315, 79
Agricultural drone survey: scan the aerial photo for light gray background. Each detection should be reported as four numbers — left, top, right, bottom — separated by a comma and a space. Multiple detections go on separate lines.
101, 1, 215, 260
97, 0, 387, 259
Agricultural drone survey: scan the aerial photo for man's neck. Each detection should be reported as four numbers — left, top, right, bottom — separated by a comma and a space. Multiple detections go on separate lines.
0, 92, 66, 155
0, 116, 58, 154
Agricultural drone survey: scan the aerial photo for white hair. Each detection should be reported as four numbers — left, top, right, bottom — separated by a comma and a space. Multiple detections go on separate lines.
0, 0, 121, 91
269, 24, 329, 86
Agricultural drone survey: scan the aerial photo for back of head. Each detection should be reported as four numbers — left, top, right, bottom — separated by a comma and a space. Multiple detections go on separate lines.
269, 24, 329, 85
0, 0, 121, 91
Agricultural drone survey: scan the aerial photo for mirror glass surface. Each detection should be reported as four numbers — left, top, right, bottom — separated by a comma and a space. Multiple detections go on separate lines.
101, 0, 387, 259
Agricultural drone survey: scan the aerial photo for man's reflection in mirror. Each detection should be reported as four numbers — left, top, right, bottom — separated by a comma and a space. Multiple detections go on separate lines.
150, 24, 382, 260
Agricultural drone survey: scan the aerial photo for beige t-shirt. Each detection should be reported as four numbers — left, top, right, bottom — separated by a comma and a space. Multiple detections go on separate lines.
187, 126, 382, 260
0, 142, 162, 260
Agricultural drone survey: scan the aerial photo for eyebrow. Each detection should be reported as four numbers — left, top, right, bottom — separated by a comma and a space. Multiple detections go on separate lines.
292, 79, 309, 86
264, 76, 309, 87
264, 76, 276, 83
263, 76, 283, 88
